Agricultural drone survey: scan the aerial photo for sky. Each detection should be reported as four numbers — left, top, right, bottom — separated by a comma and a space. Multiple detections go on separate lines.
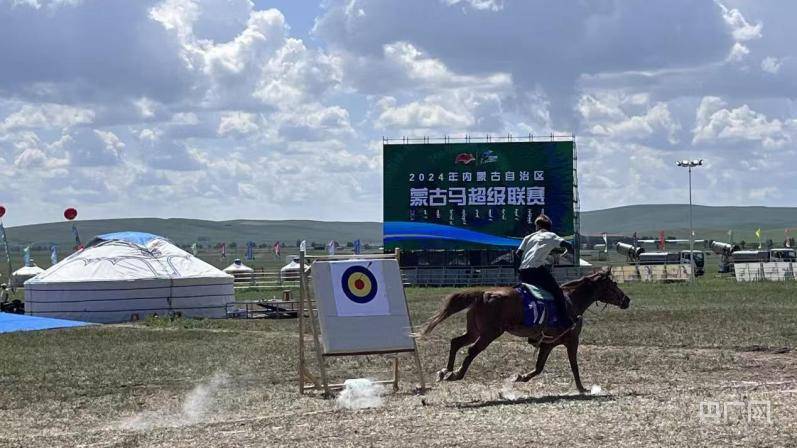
0, 0, 795, 226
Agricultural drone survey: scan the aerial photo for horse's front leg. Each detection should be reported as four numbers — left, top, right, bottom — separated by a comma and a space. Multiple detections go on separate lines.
515, 342, 554, 382
445, 331, 501, 381
438, 332, 476, 381
565, 338, 587, 394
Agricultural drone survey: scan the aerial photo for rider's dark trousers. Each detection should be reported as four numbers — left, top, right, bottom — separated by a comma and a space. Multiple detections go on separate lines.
518, 266, 573, 322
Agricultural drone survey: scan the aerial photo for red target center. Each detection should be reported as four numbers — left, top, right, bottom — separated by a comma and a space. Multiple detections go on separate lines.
354, 279, 365, 290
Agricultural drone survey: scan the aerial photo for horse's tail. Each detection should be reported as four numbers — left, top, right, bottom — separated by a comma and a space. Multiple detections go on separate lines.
419, 289, 482, 337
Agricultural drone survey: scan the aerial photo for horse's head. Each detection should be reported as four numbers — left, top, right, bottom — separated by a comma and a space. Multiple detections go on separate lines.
590, 267, 631, 309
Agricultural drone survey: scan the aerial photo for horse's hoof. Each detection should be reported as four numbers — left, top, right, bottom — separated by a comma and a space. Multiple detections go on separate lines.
443, 371, 460, 381
436, 369, 449, 382
514, 374, 529, 383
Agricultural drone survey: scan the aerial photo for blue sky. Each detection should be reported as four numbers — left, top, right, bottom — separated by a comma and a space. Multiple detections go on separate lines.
0, 0, 795, 226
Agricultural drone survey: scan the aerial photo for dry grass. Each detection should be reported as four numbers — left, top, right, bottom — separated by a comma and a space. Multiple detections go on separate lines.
1, 279, 796, 447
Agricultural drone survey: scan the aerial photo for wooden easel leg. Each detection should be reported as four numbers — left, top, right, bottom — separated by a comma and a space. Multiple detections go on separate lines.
392, 357, 400, 392
298, 266, 306, 395
412, 348, 426, 392
300, 251, 331, 397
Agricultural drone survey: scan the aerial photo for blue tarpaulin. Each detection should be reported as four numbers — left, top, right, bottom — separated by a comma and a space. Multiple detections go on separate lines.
0, 312, 93, 333
95, 231, 163, 246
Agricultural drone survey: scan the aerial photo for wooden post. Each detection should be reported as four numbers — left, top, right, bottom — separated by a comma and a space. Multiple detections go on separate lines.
396, 247, 426, 392
392, 357, 400, 392
300, 251, 331, 397
297, 252, 306, 394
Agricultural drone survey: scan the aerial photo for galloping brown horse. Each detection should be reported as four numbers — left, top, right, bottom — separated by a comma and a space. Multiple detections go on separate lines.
421, 268, 630, 393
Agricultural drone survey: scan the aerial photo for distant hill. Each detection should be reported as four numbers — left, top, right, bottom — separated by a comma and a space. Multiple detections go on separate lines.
4, 218, 382, 249
580, 204, 797, 242
4, 205, 796, 249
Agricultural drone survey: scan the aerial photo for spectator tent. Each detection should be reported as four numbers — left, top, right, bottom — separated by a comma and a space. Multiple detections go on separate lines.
24, 232, 234, 323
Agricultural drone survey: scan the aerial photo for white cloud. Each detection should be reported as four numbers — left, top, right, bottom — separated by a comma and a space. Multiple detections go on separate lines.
134, 97, 158, 118
760, 56, 782, 74
726, 42, 750, 62
578, 93, 680, 144
382, 41, 510, 90
9, 0, 81, 10
138, 128, 162, 142
716, 1, 762, 42
441, 0, 503, 11
375, 96, 472, 130
218, 111, 259, 136
0, 103, 94, 132
2, 1, 796, 224
693, 96, 792, 149
150, 1, 341, 110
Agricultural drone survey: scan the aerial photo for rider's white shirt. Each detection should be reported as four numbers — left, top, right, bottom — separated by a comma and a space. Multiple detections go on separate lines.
518, 230, 565, 269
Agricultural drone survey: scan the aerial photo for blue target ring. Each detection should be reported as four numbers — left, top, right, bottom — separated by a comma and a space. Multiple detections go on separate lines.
341, 265, 378, 304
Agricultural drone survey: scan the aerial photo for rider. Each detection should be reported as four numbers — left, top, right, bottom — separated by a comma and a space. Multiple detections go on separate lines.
516, 213, 580, 325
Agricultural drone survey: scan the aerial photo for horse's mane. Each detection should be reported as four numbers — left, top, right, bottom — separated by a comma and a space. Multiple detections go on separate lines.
561, 270, 603, 292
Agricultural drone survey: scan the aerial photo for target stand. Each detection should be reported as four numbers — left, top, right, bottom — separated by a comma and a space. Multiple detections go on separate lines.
297, 250, 426, 396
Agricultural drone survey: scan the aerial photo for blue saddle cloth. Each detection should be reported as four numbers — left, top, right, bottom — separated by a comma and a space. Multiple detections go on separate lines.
516, 284, 568, 328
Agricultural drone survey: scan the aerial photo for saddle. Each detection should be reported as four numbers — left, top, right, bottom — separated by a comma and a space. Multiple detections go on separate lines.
515, 283, 569, 329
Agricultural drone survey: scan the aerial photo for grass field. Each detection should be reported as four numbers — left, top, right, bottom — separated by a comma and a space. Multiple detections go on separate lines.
1, 277, 796, 447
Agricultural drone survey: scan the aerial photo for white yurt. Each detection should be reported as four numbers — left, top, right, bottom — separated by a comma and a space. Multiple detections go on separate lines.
279, 257, 310, 282
12, 260, 45, 288
223, 259, 254, 281
24, 232, 234, 323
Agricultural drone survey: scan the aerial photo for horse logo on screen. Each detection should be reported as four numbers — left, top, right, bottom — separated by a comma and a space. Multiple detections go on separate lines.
454, 153, 476, 165
341, 265, 378, 304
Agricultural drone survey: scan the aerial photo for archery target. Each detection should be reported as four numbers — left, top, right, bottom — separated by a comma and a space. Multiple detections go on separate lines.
312, 258, 414, 354
341, 266, 378, 303
330, 262, 389, 317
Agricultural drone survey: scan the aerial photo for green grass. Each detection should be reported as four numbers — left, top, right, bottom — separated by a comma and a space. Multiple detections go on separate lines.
1, 278, 794, 410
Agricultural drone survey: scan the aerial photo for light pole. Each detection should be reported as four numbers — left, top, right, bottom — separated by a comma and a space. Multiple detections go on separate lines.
676, 159, 703, 283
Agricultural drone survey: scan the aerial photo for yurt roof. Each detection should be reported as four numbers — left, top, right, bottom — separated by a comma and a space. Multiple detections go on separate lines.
223, 259, 254, 273
26, 231, 231, 284
280, 260, 310, 272
12, 264, 45, 277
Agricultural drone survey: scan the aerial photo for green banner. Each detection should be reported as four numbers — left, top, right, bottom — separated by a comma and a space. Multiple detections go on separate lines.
383, 141, 575, 250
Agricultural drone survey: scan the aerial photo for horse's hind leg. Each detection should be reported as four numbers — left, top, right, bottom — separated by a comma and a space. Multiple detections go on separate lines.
444, 330, 502, 381
515, 342, 554, 382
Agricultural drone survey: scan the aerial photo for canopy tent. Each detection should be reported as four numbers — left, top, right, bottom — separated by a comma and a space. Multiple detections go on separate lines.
11, 262, 45, 287
25, 232, 234, 323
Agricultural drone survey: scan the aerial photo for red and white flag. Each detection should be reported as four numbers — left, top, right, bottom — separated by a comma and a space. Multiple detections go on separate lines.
273, 241, 281, 257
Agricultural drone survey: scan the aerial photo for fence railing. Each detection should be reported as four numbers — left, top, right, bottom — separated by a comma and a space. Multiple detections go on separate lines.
399, 266, 595, 287
734, 262, 796, 282
231, 268, 306, 290
611, 264, 693, 283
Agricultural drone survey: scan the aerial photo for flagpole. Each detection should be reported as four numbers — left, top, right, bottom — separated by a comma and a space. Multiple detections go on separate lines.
676, 159, 703, 284
0, 206, 15, 292
0, 220, 13, 290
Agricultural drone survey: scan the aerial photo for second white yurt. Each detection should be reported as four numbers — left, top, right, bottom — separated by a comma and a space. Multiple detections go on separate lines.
24, 232, 234, 323
11, 261, 45, 288
223, 258, 254, 282
279, 257, 310, 282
